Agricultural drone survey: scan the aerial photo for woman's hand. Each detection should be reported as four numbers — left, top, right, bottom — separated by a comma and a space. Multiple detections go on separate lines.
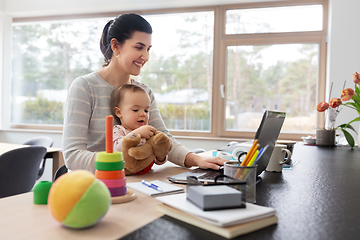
184, 153, 228, 170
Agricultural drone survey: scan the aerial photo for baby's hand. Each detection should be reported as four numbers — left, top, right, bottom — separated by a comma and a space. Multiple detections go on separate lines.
133, 125, 156, 139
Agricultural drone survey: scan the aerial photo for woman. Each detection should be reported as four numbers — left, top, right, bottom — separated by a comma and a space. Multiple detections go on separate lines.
62, 13, 226, 173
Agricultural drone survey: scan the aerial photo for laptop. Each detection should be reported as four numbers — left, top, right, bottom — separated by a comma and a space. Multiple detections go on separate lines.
168, 110, 286, 184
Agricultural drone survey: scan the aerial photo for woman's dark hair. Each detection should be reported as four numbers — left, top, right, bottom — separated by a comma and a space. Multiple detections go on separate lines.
100, 13, 152, 67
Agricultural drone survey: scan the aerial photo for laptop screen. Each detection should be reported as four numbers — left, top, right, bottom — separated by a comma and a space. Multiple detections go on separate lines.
167, 110, 286, 184
254, 110, 286, 175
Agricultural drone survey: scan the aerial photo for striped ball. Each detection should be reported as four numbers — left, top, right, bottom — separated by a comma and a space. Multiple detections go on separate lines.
48, 170, 111, 229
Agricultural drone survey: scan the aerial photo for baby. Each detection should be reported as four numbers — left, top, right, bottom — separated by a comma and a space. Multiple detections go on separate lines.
110, 84, 168, 174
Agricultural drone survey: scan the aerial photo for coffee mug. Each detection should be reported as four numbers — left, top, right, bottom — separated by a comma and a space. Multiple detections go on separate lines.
276, 140, 296, 156
265, 144, 292, 172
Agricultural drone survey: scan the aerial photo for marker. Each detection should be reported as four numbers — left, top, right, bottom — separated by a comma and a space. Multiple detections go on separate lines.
253, 145, 269, 166
142, 180, 163, 192
247, 150, 259, 167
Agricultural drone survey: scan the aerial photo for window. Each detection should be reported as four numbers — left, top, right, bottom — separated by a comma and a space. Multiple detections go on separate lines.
12, 19, 107, 126
10, 0, 327, 140
135, 11, 214, 132
225, 43, 319, 133
226, 5, 323, 34
218, 2, 327, 139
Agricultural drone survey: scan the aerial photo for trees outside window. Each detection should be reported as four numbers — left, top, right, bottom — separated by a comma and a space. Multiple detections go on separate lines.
10, 0, 327, 139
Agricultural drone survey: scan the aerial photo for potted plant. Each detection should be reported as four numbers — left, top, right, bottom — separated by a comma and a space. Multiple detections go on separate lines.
316, 72, 360, 149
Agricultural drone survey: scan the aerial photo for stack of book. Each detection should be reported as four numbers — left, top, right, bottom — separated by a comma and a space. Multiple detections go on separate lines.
156, 193, 277, 239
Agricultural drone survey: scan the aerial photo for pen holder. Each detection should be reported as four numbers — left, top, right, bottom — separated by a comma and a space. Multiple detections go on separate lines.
224, 162, 257, 203
186, 175, 247, 208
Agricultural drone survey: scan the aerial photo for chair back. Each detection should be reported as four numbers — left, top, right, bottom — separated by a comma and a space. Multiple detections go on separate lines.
23, 137, 53, 148
23, 136, 54, 180
0, 146, 47, 198
53, 165, 68, 182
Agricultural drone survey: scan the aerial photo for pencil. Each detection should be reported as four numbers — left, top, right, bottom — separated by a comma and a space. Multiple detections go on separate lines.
240, 150, 260, 180
234, 140, 258, 179
241, 140, 258, 166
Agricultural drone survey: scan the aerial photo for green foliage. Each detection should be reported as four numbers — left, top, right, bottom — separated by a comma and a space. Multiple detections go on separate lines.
12, 21, 105, 125
22, 96, 64, 124
158, 103, 210, 120
157, 103, 210, 130
335, 85, 360, 149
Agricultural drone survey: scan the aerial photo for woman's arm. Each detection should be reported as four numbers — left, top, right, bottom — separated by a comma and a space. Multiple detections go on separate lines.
62, 75, 110, 173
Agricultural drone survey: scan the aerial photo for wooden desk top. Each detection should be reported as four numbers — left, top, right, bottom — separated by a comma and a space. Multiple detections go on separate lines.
2, 143, 360, 240
0, 142, 62, 154
0, 161, 189, 240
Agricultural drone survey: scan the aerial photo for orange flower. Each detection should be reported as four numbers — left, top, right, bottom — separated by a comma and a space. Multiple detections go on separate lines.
316, 102, 329, 112
353, 72, 360, 84
329, 98, 342, 108
341, 88, 355, 101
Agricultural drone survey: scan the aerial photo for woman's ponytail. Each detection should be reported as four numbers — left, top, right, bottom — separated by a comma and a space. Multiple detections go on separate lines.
100, 20, 114, 67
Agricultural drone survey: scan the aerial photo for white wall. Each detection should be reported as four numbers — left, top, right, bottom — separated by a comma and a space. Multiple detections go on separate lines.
3, 0, 273, 18
326, 0, 360, 139
1, 0, 360, 149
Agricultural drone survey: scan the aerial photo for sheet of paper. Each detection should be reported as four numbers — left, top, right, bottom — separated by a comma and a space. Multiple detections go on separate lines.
127, 180, 184, 196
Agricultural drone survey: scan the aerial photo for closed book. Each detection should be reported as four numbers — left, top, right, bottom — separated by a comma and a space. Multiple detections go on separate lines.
156, 193, 277, 238
187, 185, 242, 211
157, 204, 277, 239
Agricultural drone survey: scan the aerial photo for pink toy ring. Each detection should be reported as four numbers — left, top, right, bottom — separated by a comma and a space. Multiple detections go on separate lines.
99, 178, 126, 188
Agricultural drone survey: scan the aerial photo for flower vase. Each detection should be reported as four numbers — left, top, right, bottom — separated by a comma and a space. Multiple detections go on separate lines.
316, 129, 335, 146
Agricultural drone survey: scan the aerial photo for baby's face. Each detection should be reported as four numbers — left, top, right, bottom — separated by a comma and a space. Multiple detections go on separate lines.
117, 90, 150, 131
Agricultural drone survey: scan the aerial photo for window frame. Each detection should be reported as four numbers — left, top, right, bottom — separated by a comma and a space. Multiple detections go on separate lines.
10, 0, 328, 141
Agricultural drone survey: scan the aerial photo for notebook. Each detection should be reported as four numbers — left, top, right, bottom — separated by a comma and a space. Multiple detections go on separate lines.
167, 110, 286, 184
157, 204, 277, 239
127, 180, 184, 196
156, 193, 277, 238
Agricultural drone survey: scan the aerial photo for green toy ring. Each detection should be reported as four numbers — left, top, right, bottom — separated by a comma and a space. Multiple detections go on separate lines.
95, 160, 124, 171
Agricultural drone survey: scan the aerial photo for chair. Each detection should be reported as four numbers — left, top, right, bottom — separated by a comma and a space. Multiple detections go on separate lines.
0, 146, 47, 198
23, 137, 53, 180
53, 165, 68, 182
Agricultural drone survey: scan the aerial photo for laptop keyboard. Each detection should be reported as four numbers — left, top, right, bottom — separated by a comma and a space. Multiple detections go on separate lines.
190, 168, 224, 180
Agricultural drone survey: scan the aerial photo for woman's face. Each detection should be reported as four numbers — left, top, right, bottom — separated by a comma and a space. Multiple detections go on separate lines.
116, 31, 152, 76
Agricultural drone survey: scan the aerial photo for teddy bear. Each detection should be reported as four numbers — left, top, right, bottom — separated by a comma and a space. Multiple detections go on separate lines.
121, 131, 172, 175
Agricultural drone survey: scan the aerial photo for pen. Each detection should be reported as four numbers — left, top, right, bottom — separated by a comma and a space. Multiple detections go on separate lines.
253, 145, 269, 166
142, 180, 163, 192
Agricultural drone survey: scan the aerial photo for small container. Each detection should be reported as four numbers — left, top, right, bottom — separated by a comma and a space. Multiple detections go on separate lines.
224, 162, 257, 203
316, 129, 335, 146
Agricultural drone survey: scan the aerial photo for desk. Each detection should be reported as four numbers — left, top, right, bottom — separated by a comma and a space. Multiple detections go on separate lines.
1, 143, 360, 239
0, 142, 64, 180
0, 161, 188, 240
